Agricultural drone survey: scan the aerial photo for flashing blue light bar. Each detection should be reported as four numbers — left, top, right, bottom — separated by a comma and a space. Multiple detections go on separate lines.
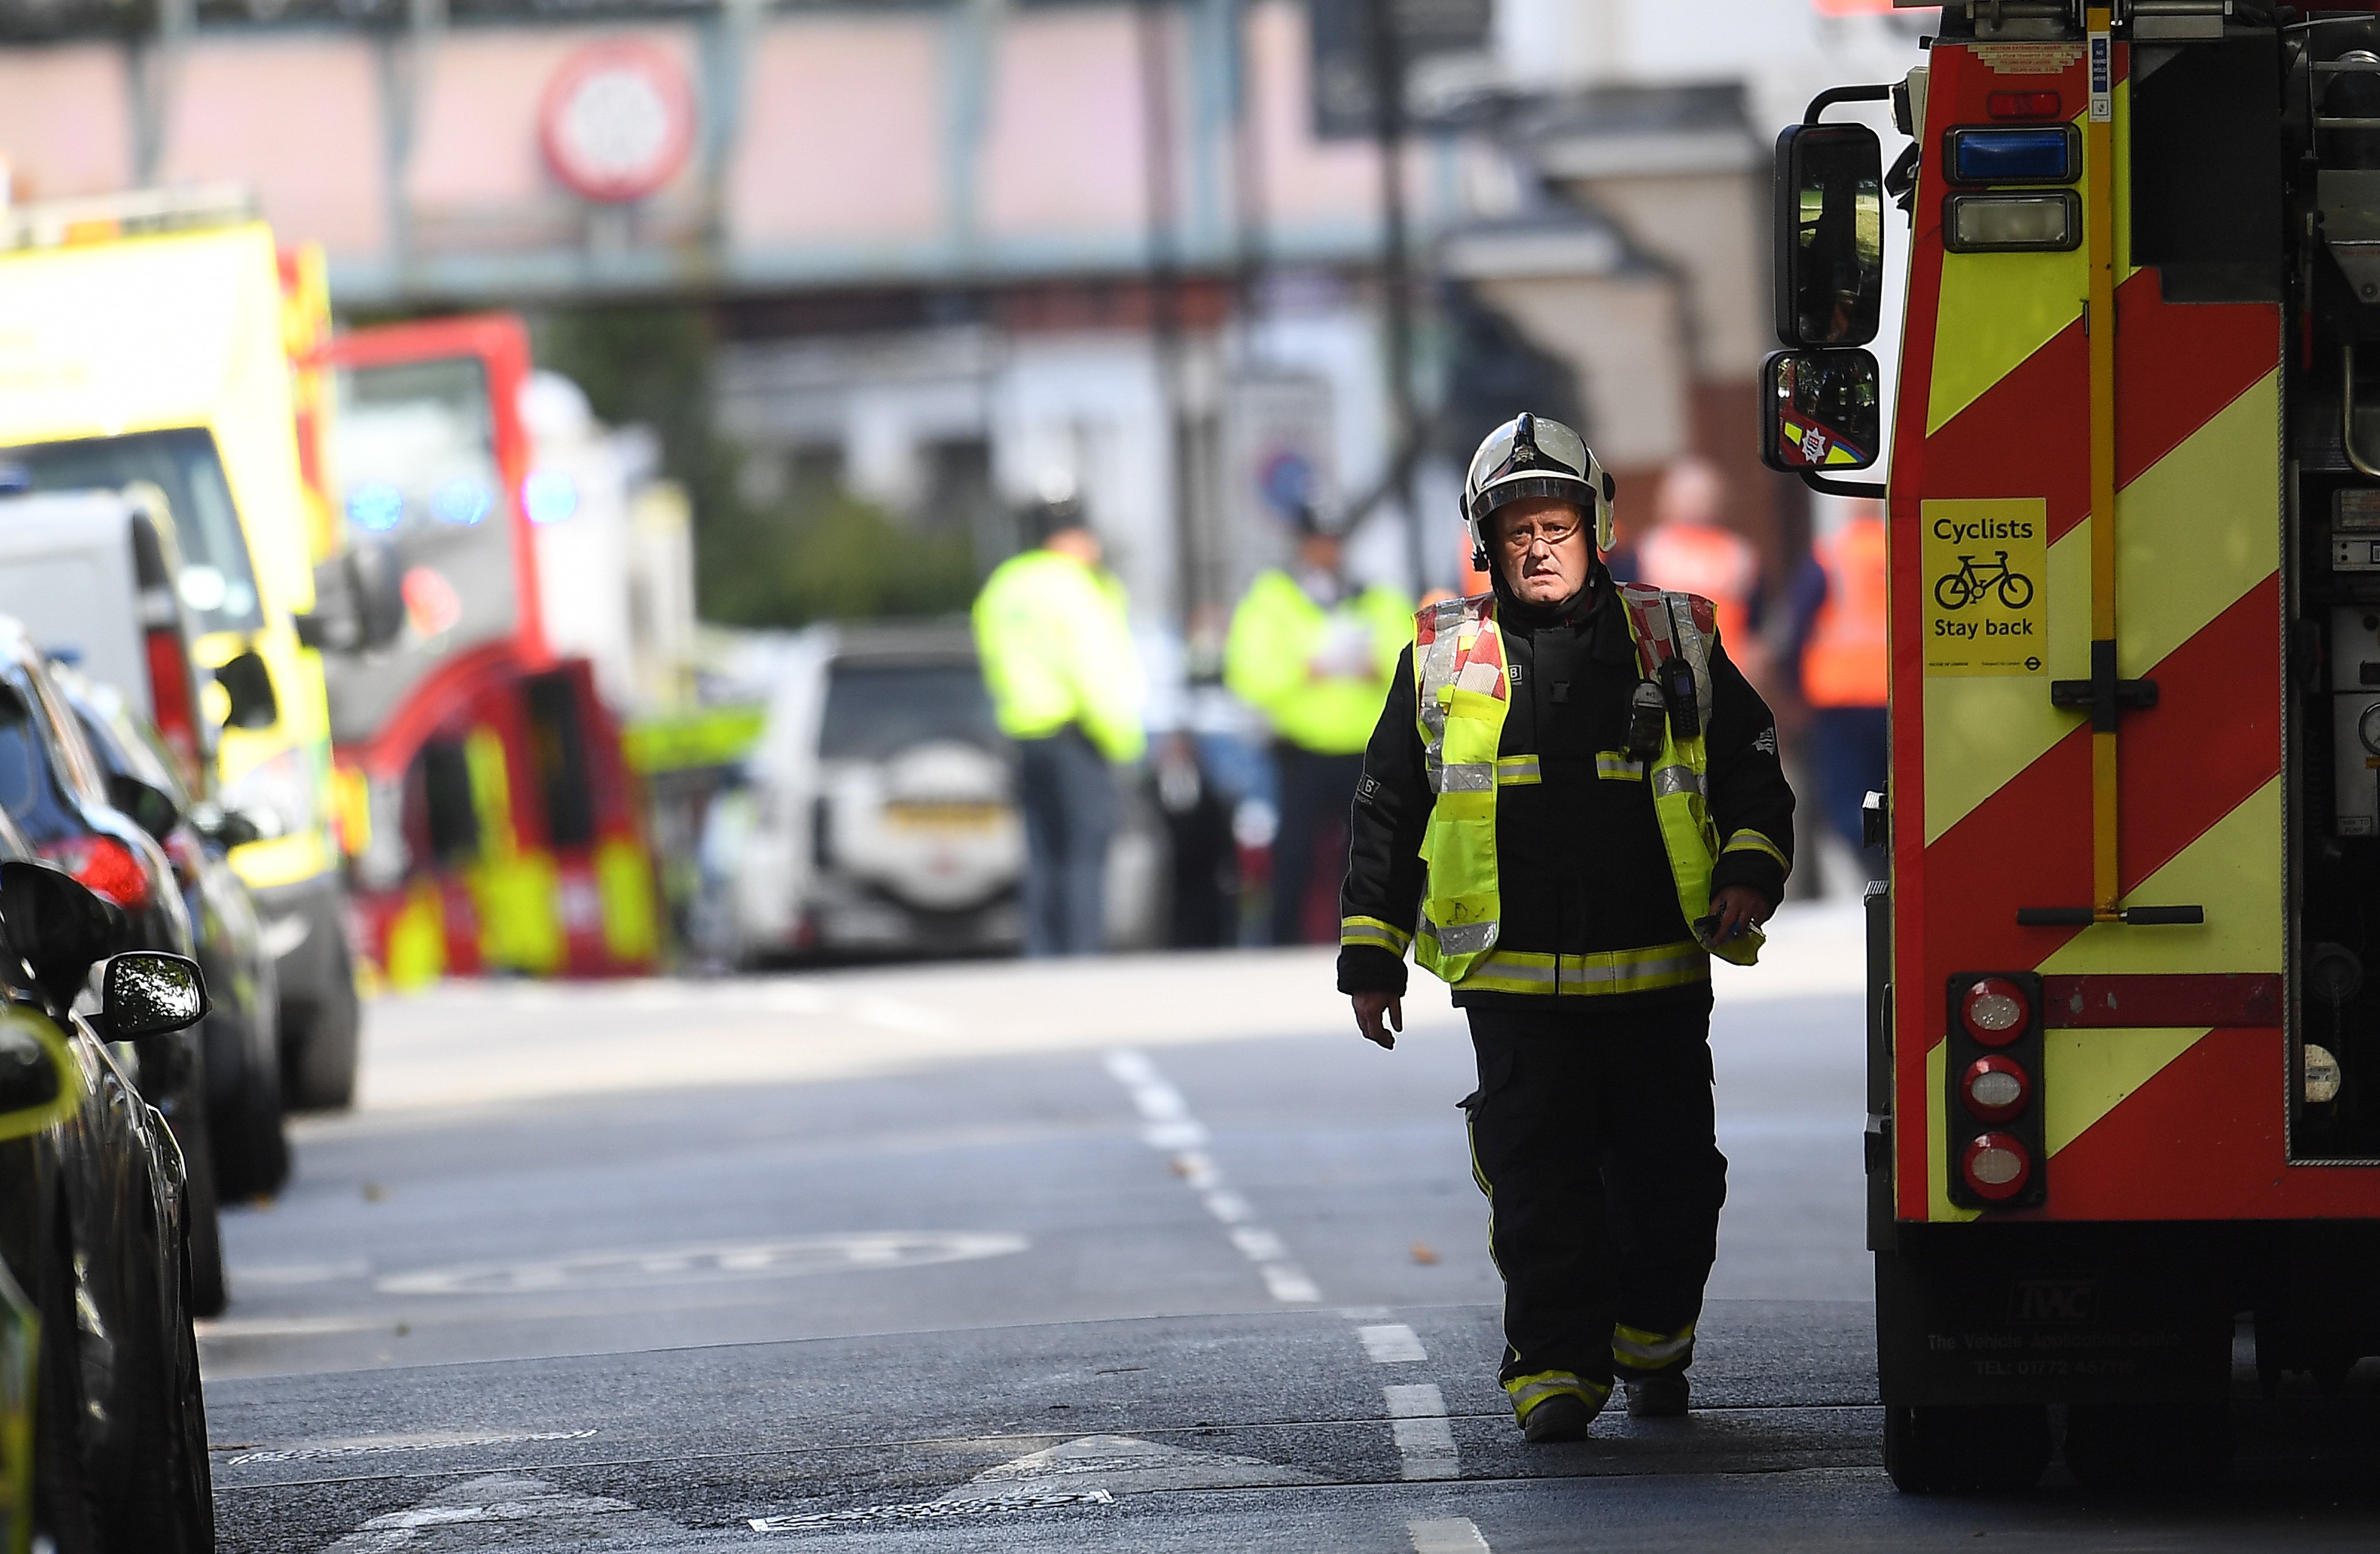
1944, 125, 2078, 186
430, 478, 492, 527
346, 481, 404, 532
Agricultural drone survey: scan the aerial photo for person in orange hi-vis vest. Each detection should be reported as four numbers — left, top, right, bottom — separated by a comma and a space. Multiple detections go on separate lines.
1636, 457, 1765, 679
1786, 501, 1888, 882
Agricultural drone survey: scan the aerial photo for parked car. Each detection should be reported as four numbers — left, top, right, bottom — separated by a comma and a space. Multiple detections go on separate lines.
0, 618, 228, 1316
0, 483, 361, 1113
57, 663, 287, 1199
697, 624, 1161, 964
0, 853, 216, 1552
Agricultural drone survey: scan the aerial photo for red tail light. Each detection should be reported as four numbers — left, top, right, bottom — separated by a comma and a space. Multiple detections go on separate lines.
1959, 1132, 2033, 1202
38, 834, 152, 910
1960, 977, 2031, 1047
1960, 1054, 2031, 1124
144, 625, 203, 792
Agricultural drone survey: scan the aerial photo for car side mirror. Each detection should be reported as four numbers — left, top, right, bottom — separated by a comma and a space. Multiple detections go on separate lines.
96, 951, 209, 1040
105, 772, 183, 845
0, 860, 126, 1010
1759, 348, 1884, 473
188, 803, 266, 849
0, 1012, 76, 1142
215, 651, 279, 731
1774, 121, 1885, 348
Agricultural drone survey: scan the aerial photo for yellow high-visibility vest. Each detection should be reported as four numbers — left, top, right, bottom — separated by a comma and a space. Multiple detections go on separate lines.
1400, 587, 1770, 994
971, 549, 1147, 763
1223, 570, 1412, 755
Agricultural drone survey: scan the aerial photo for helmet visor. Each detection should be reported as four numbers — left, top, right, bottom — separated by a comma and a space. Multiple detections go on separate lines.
1468, 415, 1590, 495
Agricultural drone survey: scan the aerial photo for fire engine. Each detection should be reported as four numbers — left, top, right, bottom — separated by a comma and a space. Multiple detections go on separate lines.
1765, 0, 2380, 1491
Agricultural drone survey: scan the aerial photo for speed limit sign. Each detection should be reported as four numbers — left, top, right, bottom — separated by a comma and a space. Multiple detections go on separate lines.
539, 41, 695, 204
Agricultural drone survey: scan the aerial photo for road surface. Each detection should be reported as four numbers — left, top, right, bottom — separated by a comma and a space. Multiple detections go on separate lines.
201, 903, 2379, 1551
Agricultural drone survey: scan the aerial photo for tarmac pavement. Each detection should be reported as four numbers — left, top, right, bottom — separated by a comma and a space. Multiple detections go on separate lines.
202, 904, 2380, 1551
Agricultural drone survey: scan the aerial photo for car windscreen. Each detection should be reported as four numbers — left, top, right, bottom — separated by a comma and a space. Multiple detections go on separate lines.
0, 428, 266, 634
816, 661, 1002, 762
326, 355, 518, 746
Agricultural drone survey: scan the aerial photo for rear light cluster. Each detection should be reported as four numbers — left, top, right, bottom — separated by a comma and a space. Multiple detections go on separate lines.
37, 834, 151, 910
1945, 972, 2047, 1208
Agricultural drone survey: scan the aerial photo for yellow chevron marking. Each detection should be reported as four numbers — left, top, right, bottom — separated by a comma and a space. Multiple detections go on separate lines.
1925, 82, 2135, 435
2110, 371, 2280, 675
2044, 1026, 2209, 1157
1922, 374, 2279, 844
2039, 776, 2282, 976
1925, 1038, 1983, 1225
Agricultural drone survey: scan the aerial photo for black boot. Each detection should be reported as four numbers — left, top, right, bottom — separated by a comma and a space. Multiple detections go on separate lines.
1624, 1373, 1690, 1418
1521, 1391, 1605, 1442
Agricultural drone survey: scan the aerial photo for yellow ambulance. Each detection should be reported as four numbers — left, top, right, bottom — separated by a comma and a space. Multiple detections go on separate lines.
0, 188, 363, 1106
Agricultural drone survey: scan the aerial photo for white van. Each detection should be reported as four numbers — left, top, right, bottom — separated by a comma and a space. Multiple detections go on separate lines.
698, 624, 1160, 963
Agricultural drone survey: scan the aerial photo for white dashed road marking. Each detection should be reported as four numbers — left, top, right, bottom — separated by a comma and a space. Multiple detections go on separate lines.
1409, 1515, 1494, 1553
1358, 1323, 1428, 1363
1384, 1383, 1459, 1481
1105, 1050, 1320, 1304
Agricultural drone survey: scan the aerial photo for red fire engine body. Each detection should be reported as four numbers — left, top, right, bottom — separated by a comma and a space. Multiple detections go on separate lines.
1767, 1, 2380, 1490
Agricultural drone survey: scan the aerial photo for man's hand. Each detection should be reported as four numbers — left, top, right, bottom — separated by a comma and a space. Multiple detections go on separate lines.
1707, 884, 1773, 946
1351, 991, 1402, 1050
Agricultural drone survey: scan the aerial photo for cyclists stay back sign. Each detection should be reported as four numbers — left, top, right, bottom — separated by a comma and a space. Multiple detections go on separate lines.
1921, 497, 2047, 677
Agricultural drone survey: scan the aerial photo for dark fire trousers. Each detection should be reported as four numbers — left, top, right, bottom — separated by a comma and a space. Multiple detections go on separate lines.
1462, 990, 1727, 1407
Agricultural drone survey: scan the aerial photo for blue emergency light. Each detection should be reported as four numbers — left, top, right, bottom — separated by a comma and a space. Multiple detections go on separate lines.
1944, 125, 2078, 185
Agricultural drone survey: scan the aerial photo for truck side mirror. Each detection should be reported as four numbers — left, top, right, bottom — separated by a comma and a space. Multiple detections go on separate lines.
298, 540, 406, 655
215, 651, 279, 731
1760, 348, 1884, 473
1775, 122, 1885, 348
347, 539, 408, 652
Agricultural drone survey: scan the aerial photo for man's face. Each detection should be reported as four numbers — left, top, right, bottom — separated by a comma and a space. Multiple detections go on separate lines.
1492, 496, 1592, 605
1297, 533, 1343, 576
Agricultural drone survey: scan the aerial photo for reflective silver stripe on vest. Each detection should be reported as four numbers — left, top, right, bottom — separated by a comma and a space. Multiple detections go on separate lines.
1666, 594, 1716, 730
1652, 764, 1704, 799
1422, 918, 1498, 955
1437, 761, 1495, 793
1568, 944, 1705, 989
1595, 751, 1643, 781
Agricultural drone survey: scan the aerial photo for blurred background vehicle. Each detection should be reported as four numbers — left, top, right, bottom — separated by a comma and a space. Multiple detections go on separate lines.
0, 488, 290, 1200
0, 858, 216, 1553
0, 195, 368, 1107
322, 314, 663, 989
59, 666, 290, 1202
697, 624, 1162, 966
0, 618, 230, 1316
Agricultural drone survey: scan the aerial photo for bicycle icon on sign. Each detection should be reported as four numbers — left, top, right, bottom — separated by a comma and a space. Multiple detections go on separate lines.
1933, 550, 2035, 611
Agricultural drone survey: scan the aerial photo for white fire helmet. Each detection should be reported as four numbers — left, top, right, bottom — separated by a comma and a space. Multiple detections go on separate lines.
1461, 412, 1615, 567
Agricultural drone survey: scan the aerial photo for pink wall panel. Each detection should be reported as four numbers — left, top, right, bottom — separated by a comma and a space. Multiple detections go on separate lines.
1246, 1, 1384, 229
409, 27, 705, 214
978, 9, 1146, 238
0, 46, 133, 200
729, 18, 944, 245
161, 37, 387, 256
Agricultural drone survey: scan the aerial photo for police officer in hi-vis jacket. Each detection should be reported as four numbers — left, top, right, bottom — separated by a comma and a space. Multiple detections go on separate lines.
1336, 414, 1796, 1441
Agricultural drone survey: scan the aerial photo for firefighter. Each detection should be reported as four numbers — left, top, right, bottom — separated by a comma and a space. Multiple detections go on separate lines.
1787, 501, 1888, 881
1225, 507, 1412, 944
972, 497, 1146, 956
1338, 413, 1794, 1440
